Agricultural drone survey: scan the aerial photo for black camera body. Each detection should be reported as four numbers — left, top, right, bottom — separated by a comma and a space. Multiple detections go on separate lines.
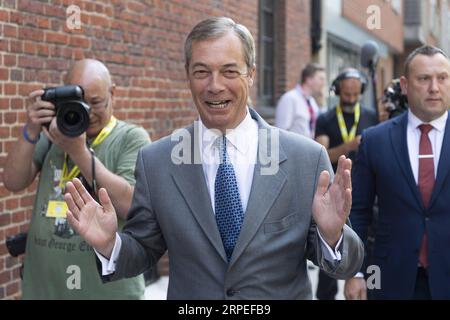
41, 85, 90, 137
6, 232, 28, 257
381, 79, 408, 119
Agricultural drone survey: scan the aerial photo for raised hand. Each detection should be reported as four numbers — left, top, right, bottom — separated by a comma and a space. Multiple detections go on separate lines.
312, 155, 352, 247
65, 178, 118, 258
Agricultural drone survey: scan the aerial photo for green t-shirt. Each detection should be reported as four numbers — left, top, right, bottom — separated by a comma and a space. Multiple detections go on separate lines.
22, 120, 150, 299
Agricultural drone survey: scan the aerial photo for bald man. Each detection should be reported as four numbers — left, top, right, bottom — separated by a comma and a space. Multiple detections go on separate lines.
4, 59, 150, 299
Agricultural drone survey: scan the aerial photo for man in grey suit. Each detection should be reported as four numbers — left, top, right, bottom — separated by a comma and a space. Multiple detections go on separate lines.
64, 17, 364, 299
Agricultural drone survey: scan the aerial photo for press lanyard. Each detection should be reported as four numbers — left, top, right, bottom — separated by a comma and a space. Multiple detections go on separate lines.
336, 103, 360, 143
59, 116, 117, 189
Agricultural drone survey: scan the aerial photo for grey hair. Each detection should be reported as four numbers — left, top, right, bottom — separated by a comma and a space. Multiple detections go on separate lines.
184, 17, 255, 71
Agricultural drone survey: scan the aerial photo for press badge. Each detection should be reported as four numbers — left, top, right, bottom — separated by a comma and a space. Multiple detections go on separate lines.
46, 200, 68, 218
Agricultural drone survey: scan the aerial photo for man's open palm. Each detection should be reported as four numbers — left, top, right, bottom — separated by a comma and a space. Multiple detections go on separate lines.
312, 155, 352, 247
65, 178, 118, 258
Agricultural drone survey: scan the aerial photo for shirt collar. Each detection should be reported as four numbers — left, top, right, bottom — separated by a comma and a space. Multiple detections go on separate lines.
296, 84, 311, 100
408, 109, 448, 133
199, 107, 253, 156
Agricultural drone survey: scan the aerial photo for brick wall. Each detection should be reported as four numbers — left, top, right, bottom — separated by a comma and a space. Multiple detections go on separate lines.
0, 0, 260, 299
273, 0, 310, 102
342, 0, 404, 53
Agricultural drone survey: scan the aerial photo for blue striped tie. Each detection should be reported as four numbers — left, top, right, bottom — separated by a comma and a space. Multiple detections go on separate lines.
215, 136, 244, 262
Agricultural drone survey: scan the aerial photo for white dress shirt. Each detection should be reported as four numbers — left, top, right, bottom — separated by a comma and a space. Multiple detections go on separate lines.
199, 110, 257, 213
96, 108, 343, 275
407, 110, 447, 183
275, 85, 320, 139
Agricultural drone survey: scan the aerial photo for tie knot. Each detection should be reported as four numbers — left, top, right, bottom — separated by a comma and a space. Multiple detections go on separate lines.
419, 124, 433, 135
215, 135, 228, 163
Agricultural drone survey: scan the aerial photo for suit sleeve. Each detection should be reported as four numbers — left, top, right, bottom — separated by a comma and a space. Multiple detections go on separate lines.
307, 146, 365, 279
100, 149, 167, 282
349, 130, 377, 273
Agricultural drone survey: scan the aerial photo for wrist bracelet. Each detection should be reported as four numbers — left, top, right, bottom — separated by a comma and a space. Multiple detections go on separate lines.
23, 124, 40, 144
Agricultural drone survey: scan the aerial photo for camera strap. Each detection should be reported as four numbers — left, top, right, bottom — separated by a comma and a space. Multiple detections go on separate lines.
336, 103, 360, 143
59, 116, 118, 190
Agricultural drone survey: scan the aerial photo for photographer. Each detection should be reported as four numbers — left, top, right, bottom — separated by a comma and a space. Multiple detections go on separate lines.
380, 78, 408, 121
3, 59, 150, 299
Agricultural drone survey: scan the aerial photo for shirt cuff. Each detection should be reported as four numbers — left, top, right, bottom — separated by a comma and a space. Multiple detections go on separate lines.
317, 229, 343, 262
94, 233, 122, 276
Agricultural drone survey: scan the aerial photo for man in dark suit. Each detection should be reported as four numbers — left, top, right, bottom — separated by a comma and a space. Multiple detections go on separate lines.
64, 17, 363, 299
345, 45, 450, 299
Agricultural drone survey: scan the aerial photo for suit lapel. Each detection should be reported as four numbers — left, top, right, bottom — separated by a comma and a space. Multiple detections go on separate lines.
429, 113, 450, 208
390, 113, 423, 209
229, 109, 287, 267
170, 123, 228, 262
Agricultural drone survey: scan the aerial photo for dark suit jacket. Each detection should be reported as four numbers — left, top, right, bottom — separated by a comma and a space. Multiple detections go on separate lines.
351, 111, 450, 299
102, 109, 364, 299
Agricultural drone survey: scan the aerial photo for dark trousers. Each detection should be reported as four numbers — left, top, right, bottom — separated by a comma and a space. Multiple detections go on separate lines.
316, 269, 338, 300
413, 267, 431, 300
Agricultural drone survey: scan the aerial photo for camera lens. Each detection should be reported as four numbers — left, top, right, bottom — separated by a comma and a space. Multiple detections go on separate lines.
56, 101, 90, 137
64, 111, 81, 126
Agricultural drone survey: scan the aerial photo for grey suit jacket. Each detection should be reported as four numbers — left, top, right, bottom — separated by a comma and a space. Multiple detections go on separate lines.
106, 109, 364, 299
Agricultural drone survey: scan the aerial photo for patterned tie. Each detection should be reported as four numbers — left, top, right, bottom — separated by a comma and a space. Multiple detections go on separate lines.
418, 124, 435, 268
214, 135, 244, 262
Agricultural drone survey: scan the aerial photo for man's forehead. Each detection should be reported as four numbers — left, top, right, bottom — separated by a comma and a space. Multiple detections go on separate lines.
409, 54, 450, 72
341, 78, 362, 87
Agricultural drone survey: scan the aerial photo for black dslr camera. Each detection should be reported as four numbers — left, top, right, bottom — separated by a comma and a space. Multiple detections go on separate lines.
6, 232, 27, 257
41, 85, 90, 137
381, 79, 408, 119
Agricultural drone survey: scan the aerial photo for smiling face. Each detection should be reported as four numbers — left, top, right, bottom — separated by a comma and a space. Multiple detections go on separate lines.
400, 53, 450, 122
187, 32, 256, 132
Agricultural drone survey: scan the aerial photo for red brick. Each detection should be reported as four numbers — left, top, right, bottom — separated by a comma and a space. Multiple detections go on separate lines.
19, 195, 34, 208
0, 9, 8, 21
3, 25, 17, 38
11, 98, 23, 109
0, 69, 8, 81
12, 211, 25, 223
0, 271, 11, 284
18, 83, 41, 96
4, 54, 16, 67
4, 111, 17, 124
45, 31, 68, 44
18, 26, 44, 41
0, 213, 11, 227
6, 281, 19, 296
4, 83, 17, 96
18, 56, 41, 69
5, 257, 19, 269
9, 40, 23, 53
23, 41, 36, 54
5, 226, 19, 238
69, 36, 90, 48
18, 0, 45, 15
36, 44, 50, 57
5, 198, 19, 210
